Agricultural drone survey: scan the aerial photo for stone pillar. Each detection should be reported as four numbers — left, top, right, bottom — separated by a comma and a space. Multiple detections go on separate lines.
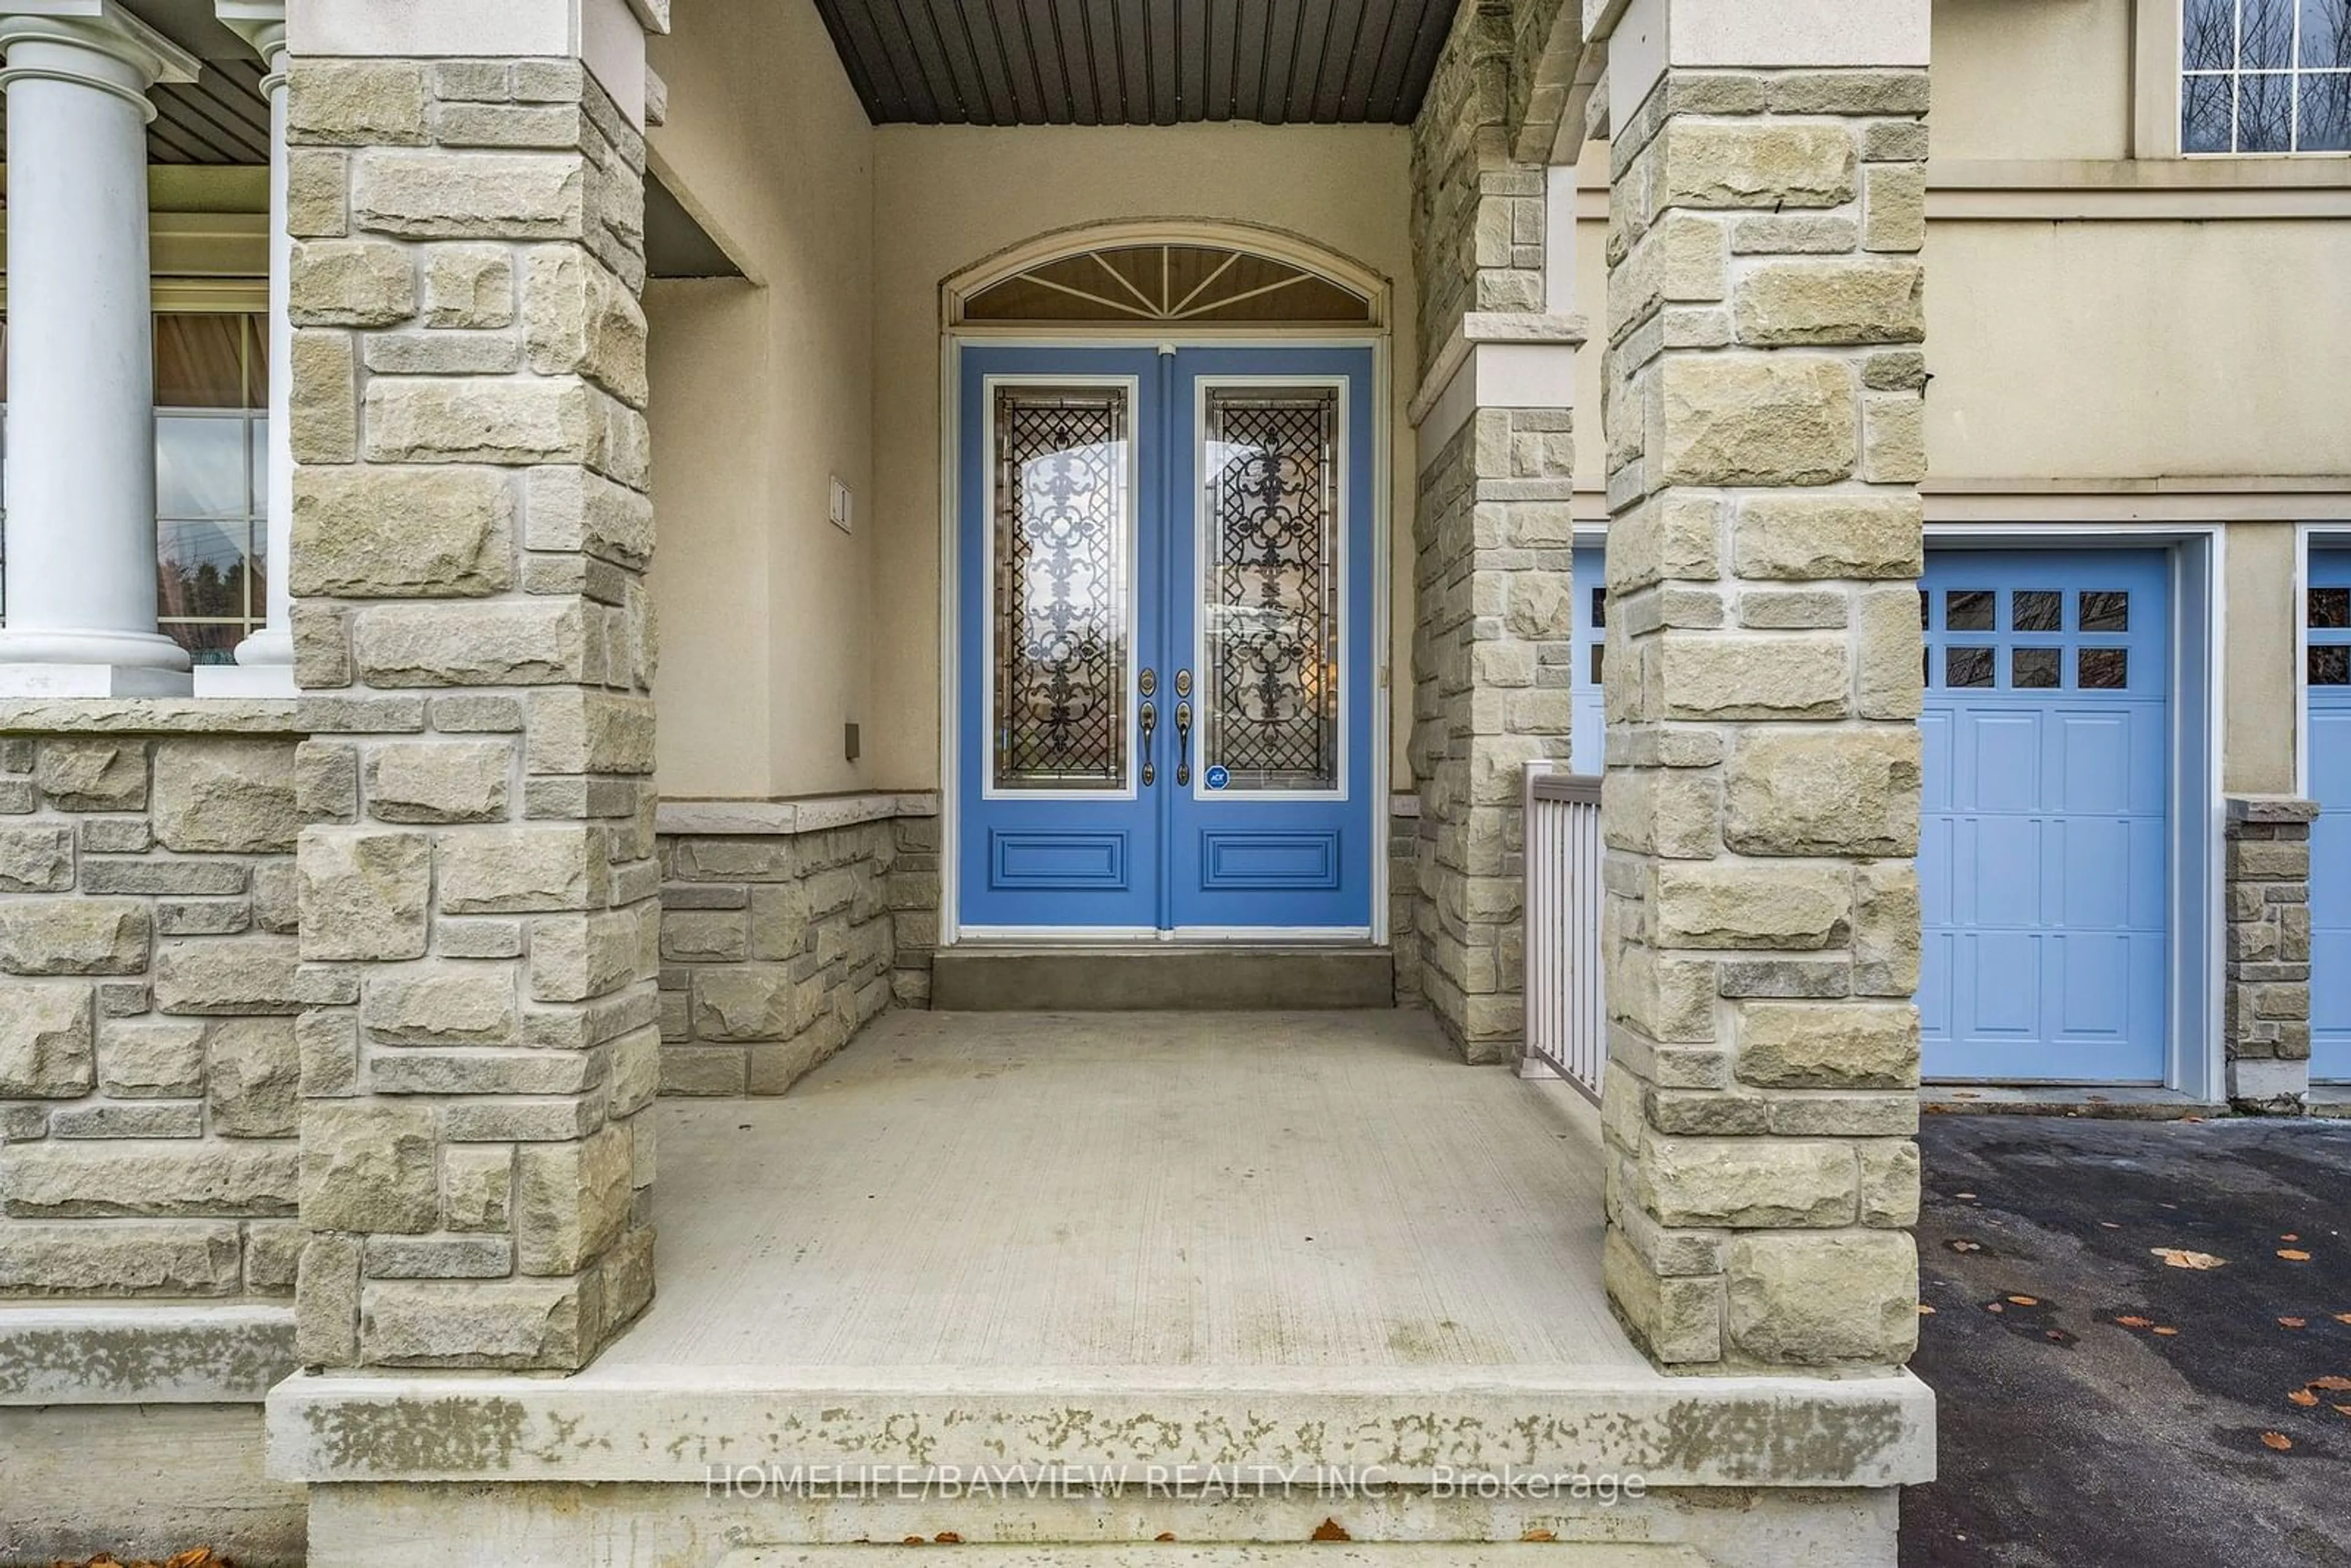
0, 2, 197, 696
1408, 0, 1583, 1063
1595, 0, 1930, 1369
285, 50, 660, 1370
2223, 795, 2316, 1114
204, 2, 297, 694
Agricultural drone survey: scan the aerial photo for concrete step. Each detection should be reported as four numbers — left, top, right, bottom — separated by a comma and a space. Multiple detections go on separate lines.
929, 947, 1395, 1010
724, 1549, 1708, 1567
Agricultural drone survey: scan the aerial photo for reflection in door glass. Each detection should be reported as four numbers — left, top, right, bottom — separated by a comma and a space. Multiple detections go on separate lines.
991, 387, 1130, 789
1201, 388, 1340, 791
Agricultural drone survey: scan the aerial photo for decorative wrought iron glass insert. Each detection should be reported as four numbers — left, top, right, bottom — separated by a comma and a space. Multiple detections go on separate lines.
1200, 387, 1341, 792
991, 386, 1132, 790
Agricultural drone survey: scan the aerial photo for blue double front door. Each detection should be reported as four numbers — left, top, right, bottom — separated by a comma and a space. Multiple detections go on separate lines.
955, 345, 1377, 936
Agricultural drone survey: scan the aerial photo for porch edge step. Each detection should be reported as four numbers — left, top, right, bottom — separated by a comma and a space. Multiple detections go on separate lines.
931, 948, 1395, 1011
723, 1550, 1704, 1567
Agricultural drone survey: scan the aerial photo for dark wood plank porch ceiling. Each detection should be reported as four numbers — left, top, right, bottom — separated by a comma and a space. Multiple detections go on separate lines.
810, 0, 1458, 126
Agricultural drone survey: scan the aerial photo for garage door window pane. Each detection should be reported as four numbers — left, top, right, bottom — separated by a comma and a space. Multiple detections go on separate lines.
2079, 648, 2129, 689
2312, 645, 2351, 685
1947, 591, 1995, 631
1946, 647, 1995, 688
2311, 587, 2351, 628
2012, 590, 2062, 631
2080, 591, 2131, 632
2013, 648, 2061, 689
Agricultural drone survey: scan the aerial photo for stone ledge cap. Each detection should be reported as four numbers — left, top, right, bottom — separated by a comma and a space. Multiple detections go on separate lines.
0, 696, 302, 736
658, 792, 942, 838
2226, 794, 2320, 824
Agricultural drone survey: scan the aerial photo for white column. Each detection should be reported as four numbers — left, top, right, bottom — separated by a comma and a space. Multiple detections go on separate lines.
204, 1, 293, 694
0, 1, 197, 697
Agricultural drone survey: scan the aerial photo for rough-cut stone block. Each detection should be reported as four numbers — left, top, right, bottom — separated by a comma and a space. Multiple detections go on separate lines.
0, 899, 151, 976
528, 910, 648, 1003
1737, 1001, 1920, 1089
97, 1018, 205, 1098
1862, 393, 1928, 484
36, 741, 148, 812
207, 1018, 301, 1138
2, 1143, 298, 1218
1657, 356, 1856, 487
523, 465, 653, 568
290, 330, 358, 463
1659, 120, 1855, 209
1725, 1230, 1919, 1364
1734, 494, 1924, 581
152, 740, 298, 853
1657, 634, 1850, 721
289, 239, 417, 328
292, 466, 516, 598
288, 59, 429, 146
1655, 864, 1851, 950
0, 826, 73, 892
0, 1221, 241, 1296
362, 376, 599, 468
516, 1125, 632, 1276
526, 248, 650, 408
1726, 729, 1921, 858
298, 827, 430, 962
363, 741, 513, 824
353, 150, 587, 239
302, 1101, 440, 1234
359, 966, 519, 1046
351, 599, 587, 688
691, 966, 798, 1041
523, 690, 656, 775
359, 1276, 590, 1368
153, 937, 304, 1016
424, 244, 516, 328
1864, 163, 1927, 253
437, 825, 601, 913
0, 982, 93, 1098
1639, 1137, 1858, 1229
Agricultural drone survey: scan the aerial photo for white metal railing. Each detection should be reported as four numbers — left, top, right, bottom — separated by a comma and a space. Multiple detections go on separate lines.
1523, 767, 1605, 1101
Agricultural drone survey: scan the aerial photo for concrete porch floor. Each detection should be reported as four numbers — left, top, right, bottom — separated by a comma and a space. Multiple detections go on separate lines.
271, 1010, 1932, 1567
608, 1008, 1640, 1371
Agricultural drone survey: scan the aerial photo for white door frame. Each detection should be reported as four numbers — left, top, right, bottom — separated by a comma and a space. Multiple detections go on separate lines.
934, 328, 1394, 949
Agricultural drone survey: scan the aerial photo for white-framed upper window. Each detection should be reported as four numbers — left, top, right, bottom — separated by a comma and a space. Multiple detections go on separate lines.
2183, 0, 2351, 153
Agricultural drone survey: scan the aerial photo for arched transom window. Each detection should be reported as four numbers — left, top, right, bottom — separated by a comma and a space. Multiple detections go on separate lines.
958, 241, 1378, 326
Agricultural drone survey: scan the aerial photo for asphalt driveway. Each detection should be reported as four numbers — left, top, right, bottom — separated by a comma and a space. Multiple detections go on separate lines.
1904, 1112, 2351, 1567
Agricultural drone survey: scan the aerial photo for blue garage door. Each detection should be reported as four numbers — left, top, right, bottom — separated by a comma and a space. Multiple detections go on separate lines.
1921, 550, 2172, 1083
2307, 551, 2351, 1081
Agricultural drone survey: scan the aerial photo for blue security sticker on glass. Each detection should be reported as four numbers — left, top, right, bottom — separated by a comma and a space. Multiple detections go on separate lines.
1205, 766, 1230, 790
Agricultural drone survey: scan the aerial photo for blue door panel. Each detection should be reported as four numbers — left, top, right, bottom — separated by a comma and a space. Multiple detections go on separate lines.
1921, 549, 2171, 1082
1571, 546, 1606, 772
957, 345, 1376, 934
2308, 550, 2351, 1079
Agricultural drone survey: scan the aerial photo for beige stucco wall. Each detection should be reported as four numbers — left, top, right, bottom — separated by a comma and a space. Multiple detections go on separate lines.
2226, 522, 2305, 794
645, 0, 876, 799
864, 123, 1418, 790
1932, 0, 2134, 162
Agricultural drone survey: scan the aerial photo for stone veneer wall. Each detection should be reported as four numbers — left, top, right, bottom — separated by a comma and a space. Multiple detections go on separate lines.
284, 56, 659, 1371
2223, 795, 2317, 1112
0, 708, 304, 1300
654, 797, 937, 1096
1408, 0, 1578, 1061
1597, 61, 1929, 1368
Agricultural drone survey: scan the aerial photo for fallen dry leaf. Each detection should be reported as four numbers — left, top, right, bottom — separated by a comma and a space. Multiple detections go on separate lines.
2116, 1315, 2154, 1329
2336, 1405, 2351, 1417
2261, 1431, 2295, 1452
2153, 1326, 2181, 1337
2009, 1295, 2041, 1307
2281, 1317, 2309, 1329
2100, 1221, 2123, 1229
934, 1533, 963, 1545
1949, 1239, 1984, 1253
2290, 1389, 2321, 1408
2279, 1249, 2312, 1262
1955, 1191, 1978, 1200
2336, 1313, 2351, 1326
2282, 1234, 2301, 1242
1985, 1302, 2006, 1313
2311, 1376, 2351, 1391
2151, 1248, 2227, 1270
1311, 1520, 1354, 1543
1155, 1535, 1177, 1544
1918, 1304, 1937, 1315
1521, 1530, 1557, 1543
